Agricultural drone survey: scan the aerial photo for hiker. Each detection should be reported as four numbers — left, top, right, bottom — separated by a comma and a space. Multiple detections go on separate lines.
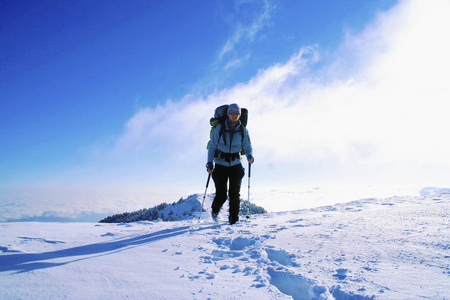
206, 103, 254, 225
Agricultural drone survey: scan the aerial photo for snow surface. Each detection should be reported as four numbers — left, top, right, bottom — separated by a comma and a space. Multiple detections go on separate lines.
1, 193, 449, 299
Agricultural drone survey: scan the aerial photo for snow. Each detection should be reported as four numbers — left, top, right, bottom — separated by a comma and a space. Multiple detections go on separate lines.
1, 192, 449, 299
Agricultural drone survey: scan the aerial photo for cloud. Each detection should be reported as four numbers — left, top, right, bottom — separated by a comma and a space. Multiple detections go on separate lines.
111, 0, 450, 187
0, 186, 194, 221
218, 0, 274, 65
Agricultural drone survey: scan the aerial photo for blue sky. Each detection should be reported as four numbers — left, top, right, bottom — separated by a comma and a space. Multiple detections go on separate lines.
1, 0, 450, 220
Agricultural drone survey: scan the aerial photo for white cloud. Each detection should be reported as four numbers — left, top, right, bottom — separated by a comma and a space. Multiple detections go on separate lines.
114, 98, 210, 163
218, 0, 274, 64
112, 0, 450, 188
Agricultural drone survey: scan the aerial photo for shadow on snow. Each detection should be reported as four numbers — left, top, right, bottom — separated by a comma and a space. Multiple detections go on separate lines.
0, 223, 220, 274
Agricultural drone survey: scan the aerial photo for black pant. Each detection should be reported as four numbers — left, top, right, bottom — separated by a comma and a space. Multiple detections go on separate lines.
211, 164, 245, 221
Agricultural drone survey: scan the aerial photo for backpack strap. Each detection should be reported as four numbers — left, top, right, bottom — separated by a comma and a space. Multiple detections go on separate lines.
218, 122, 227, 145
218, 121, 246, 154
240, 126, 245, 155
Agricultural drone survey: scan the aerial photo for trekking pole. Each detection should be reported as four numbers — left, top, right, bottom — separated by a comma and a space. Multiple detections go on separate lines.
246, 163, 251, 219
198, 173, 211, 221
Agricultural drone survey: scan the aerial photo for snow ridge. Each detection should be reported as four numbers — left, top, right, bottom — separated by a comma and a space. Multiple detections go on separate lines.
99, 194, 266, 223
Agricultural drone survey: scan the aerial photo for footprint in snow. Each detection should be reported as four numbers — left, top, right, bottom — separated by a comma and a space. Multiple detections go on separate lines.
188, 275, 200, 281
265, 248, 299, 267
230, 237, 255, 250
212, 237, 232, 247
288, 218, 304, 224
212, 236, 256, 251
200, 256, 214, 263
101, 232, 116, 237
333, 268, 350, 280
211, 250, 243, 259
267, 267, 327, 300
267, 225, 288, 233
199, 270, 216, 280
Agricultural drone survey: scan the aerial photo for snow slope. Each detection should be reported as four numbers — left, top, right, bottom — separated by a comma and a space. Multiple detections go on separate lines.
1, 193, 449, 299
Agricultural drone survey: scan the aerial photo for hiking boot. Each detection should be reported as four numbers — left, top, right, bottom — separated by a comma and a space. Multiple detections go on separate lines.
211, 211, 219, 222
229, 215, 239, 225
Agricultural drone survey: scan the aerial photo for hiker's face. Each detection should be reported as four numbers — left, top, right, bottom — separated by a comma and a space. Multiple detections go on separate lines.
228, 110, 240, 122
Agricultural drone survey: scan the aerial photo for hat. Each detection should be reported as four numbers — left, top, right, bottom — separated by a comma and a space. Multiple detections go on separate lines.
227, 103, 241, 115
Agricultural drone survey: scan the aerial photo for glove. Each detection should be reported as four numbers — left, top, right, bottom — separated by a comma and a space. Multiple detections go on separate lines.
206, 162, 213, 172
247, 155, 254, 164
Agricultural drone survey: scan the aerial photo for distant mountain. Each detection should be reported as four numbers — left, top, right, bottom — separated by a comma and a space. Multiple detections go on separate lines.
99, 194, 267, 223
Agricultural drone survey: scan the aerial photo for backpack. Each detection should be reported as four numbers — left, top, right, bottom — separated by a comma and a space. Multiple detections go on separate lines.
206, 104, 248, 151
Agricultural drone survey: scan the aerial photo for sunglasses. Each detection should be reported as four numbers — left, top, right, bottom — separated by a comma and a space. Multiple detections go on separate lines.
229, 110, 240, 115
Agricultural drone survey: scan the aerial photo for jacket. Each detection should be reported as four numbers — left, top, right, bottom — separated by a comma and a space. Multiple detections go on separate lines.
207, 119, 253, 167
